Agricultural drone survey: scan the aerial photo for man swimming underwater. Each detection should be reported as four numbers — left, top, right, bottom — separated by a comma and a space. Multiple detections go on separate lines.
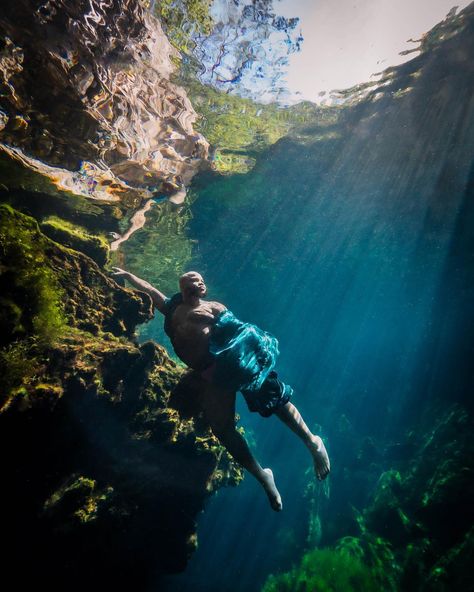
111, 267, 330, 511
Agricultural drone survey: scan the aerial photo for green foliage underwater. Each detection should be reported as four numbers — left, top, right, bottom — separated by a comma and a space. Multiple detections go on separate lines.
262, 548, 381, 592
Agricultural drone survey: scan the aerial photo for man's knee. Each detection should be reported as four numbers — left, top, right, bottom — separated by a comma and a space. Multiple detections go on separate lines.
201, 383, 236, 433
209, 416, 237, 439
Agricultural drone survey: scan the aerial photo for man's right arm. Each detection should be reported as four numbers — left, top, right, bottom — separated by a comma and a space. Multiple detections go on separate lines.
111, 267, 168, 314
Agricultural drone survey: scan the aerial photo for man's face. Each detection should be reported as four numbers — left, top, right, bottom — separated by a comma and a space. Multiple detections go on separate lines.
180, 272, 207, 298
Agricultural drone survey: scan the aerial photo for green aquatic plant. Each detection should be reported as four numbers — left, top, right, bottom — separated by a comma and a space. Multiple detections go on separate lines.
336, 534, 398, 591
262, 507, 399, 592
261, 546, 380, 592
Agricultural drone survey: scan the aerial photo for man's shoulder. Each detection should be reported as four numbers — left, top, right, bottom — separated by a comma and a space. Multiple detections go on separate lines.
209, 300, 227, 314
163, 292, 183, 315
166, 292, 183, 303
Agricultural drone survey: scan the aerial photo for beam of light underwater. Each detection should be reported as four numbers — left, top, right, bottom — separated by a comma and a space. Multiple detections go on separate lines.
189, 83, 474, 439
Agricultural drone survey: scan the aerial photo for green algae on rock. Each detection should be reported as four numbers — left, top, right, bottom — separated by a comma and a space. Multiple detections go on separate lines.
0, 204, 150, 343
0, 203, 67, 346
1, 330, 243, 586
0, 205, 244, 589
40, 215, 110, 266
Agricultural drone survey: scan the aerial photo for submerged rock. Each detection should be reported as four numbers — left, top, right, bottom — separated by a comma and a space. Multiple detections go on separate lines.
40, 214, 110, 265
0, 205, 243, 589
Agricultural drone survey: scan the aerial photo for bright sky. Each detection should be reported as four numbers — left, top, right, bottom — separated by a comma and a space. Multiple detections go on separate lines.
277, 0, 471, 102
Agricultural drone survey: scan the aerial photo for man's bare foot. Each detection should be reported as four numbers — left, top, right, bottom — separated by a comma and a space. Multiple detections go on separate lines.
261, 468, 283, 511
309, 435, 330, 481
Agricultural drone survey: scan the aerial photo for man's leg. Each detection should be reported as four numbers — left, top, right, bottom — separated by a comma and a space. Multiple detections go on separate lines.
273, 401, 330, 480
200, 381, 283, 511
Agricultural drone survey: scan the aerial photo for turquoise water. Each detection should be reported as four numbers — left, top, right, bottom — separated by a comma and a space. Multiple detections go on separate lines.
136, 7, 474, 590
1, 1, 472, 590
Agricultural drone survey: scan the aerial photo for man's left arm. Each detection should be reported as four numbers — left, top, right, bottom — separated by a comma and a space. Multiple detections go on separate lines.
111, 267, 168, 314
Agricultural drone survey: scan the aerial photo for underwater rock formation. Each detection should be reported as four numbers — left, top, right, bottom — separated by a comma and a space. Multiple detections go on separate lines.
0, 204, 243, 589
0, 0, 209, 201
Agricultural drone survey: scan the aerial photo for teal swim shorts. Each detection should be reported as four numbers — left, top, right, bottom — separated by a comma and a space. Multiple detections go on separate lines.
162, 294, 293, 417
202, 309, 293, 418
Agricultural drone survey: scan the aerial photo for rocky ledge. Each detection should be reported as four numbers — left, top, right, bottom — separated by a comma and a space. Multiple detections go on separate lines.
0, 204, 243, 590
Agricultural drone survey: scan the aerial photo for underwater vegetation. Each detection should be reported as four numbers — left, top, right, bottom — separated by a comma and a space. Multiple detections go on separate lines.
40, 215, 110, 266
0, 204, 66, 348
262, 547, 384, 592
262, 405, 473, 592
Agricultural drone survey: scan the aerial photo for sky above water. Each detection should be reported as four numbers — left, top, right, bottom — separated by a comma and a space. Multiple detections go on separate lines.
278, 0, 472, 102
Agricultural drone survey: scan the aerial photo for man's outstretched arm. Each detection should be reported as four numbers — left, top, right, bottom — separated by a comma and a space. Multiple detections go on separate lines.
111, 267, 168, 314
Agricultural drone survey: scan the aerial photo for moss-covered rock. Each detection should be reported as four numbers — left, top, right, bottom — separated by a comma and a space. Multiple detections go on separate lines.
0, 203, 66, 346
40, 215, 110, 266
0, 204, 150, 344
0, 205, 244, 589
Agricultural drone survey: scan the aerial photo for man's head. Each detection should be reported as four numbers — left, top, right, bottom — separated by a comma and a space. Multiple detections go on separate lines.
179, 271, 207, 299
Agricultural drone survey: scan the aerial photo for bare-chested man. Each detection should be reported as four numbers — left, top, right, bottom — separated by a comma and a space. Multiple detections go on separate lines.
111, 267, 330, 511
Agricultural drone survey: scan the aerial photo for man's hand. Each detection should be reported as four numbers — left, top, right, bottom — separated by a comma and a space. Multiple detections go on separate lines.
110, 266, 168, 314
111, 266, 131, 280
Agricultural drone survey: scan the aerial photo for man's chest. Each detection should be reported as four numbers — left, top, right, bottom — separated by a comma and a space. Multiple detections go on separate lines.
171, 303, 215, 329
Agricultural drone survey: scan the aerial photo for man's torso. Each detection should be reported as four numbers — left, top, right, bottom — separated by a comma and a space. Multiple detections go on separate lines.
168, 299, 226, 370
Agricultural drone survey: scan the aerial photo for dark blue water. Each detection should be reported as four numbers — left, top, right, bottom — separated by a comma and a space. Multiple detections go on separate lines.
140, 9, 474, 590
